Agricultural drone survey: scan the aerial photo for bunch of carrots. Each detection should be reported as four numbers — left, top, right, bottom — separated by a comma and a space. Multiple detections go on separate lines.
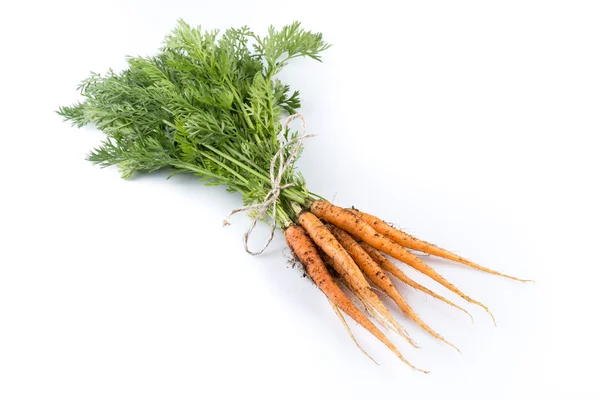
286, 201, 529, 371
58, 21, 530, 372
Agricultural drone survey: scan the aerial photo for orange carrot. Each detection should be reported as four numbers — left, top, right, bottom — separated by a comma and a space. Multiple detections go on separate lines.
348, 208, 532, 282
297, 211, 415, 344
359, 242, 474, 322
284, 225, 426, 372
310, 200, 496, 325
329, 225, 459, 352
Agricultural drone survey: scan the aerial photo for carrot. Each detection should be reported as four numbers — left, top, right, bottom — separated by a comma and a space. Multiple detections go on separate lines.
310, 200, 496, 325
297, 211, 415, 345
359, 242, 474, 322
329, 225, 459, 352
284, 225, 427, 372
348, 208, 532, 282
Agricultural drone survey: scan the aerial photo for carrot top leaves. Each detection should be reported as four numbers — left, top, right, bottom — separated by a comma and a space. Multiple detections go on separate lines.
252, 21, 331, 76
58, 20, 329, 227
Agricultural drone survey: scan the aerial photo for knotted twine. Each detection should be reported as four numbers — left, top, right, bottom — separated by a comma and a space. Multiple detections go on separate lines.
222, 113, 315, 255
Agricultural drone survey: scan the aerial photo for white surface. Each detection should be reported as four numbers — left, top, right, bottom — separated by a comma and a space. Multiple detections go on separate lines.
1, 1, 598, 398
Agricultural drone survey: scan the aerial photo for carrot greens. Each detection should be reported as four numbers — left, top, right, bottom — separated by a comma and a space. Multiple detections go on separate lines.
58, 20, 329, 227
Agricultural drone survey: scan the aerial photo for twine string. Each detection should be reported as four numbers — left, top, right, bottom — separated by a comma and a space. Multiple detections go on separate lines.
223, 113, 314, 255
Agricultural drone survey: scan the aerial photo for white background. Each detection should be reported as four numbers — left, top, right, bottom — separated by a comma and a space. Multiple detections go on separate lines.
1, 1, 598, 399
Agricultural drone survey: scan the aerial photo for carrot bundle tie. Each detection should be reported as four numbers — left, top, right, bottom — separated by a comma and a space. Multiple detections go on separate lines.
223, 113, 315, 255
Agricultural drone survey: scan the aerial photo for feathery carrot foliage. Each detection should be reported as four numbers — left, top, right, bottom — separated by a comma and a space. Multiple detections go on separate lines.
58, 20, 329, 227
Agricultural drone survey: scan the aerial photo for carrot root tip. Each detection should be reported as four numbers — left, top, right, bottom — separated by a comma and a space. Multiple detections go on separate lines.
484, 307, 497, 326
451, 343, 462, 354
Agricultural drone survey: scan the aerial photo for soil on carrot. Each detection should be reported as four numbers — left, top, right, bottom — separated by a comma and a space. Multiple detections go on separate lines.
284, 249, 314, 282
